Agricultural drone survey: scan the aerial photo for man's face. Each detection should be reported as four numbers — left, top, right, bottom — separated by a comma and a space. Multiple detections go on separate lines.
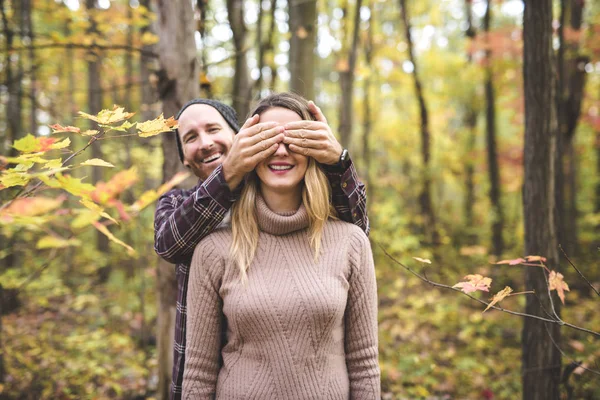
177, 104, 235, 180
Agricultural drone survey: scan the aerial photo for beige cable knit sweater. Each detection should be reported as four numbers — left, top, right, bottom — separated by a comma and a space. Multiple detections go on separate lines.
182, 195, 380, 399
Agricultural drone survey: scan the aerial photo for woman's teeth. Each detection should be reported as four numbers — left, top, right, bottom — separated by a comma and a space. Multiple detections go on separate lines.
269, 165, 293, 171
202, 153, 222, 163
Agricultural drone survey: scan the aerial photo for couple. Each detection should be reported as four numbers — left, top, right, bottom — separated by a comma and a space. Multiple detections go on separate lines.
154, 92, 380, 399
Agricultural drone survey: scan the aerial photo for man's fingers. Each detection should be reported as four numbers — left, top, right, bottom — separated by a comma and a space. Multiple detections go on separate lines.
250, 142, 279, 165
240, 121, 278, 137
283, 128, 324, 140
283, 120, 324, 131
240, 114, 260, 130
247, 125, 285, 145
283, 136, 325, 150
247, 133, 284, 156
288, 144, 321, 158
308, 101, 328, 123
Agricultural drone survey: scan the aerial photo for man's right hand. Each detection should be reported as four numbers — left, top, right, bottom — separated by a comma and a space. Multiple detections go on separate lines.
222, 114, 284, 191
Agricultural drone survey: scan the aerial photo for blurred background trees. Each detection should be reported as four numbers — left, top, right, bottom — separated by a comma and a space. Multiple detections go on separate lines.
1, 0, 599, 398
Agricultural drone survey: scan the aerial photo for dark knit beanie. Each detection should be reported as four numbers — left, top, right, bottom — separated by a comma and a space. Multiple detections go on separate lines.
175, 98, 241, 163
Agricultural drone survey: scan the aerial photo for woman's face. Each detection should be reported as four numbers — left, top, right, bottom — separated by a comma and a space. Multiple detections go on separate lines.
255, 107, 309, 194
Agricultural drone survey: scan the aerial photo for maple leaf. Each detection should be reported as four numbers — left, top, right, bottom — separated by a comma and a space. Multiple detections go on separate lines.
453, 274, 492, 294
81, 129, 100, 136
90, 168, 139, 204
49, 124, 81, 134
37, 236, 81, 249
496, 257, 526, 265
525, 255, 547, 263
136, 115, 178, 138
92, 221, 136, 255
412, 257, 432, 264
0, 196, 66, 222
80, 158, 115, 168
548, 270, 570, 305
483, 286, 513, 313
78, 105, 135, 125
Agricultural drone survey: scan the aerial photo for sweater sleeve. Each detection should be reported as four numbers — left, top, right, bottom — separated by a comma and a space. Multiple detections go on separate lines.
344, 230, 380, 399
182, 237, 225, 399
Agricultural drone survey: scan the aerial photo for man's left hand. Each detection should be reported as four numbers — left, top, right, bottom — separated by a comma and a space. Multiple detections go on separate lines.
282, 101, 343, 165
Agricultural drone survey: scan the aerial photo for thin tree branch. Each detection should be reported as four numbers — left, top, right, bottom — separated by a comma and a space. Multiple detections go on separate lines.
544, 323, 600, 376
559, 244, 600, 297
377, 243, 600, 338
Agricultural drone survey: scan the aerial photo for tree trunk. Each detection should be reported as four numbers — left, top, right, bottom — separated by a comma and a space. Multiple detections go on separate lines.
522, 2, 561, 399
557, 0, 586, 257
197, 0, 212, 98
86, 0, 110, 282
22, 0, 36, 134
463, 0, 478, 241
399, 0, 437, 244
338, 0, 363, 149
362, 2, 373, 202
155, 0, 199, 397
288, 0, 316, 99
2, 0, 23, 157
484, 0, 504, 257
227, 0, 251, 119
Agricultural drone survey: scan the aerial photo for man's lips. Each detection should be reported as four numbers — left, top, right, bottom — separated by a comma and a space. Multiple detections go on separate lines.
201, 153, 222, 163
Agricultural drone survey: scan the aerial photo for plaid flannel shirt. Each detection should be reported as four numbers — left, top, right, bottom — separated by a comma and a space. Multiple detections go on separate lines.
153, 161, 369, 400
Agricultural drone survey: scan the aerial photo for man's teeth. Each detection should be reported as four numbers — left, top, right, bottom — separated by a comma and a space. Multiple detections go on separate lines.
270, 165, 293, 171
202, 153, 222, 163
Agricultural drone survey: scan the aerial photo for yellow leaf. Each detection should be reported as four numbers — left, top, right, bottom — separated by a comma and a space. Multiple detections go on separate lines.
141, 31, 159, 45
79, 199, 119, 225
92, 221, 135, 255
37, 236, 81, 249
81, 158, 115, 168
483, 286, 513, 313
81, 129, 100, 136
0, 171, 30, 188
78, 105, 135, 125
13, 134, 60, 153
43, 159, 64, 169
412, 257, 432, 264
50, 138, 71, 150
136, 114, 178, 138
71, 209, 101, 229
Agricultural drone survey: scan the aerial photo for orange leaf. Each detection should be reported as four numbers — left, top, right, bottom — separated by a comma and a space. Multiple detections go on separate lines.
453, 274, 492, 294
525, 255, 547, 263
49, 124, 81, 134
496, 257, 526, 265
90, 168, 139, 204
548, 270, 570, 304
483, 286, 513, 313
0, 195, 67, 221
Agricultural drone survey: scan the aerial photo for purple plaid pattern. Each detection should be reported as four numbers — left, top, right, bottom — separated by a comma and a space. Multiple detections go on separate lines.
154, 160, 369, 400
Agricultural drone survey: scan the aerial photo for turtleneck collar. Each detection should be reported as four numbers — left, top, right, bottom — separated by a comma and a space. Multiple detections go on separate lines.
256, 193, 309, 235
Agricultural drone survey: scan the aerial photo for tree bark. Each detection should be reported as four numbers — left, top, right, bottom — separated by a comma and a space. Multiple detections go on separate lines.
85, 0, 110, 281
197, 0, 212, 98
399, 0, 437, 244
557, 0, 586, 257
155, 0, 199, 397
483, 0, 504, 257
463, 0, 477, 239
362, 2, 373, 202
227, 0, 251, 119
522, 2, 561, 399
338, 0, 363, 149
288, 0, 316, 99
22, 0, 36, 134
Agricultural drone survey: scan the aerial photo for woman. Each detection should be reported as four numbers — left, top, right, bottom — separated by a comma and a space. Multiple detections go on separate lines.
182, 93, 379, 399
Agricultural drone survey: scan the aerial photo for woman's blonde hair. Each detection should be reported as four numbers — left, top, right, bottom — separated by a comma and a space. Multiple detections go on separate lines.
230, 92, 337, 282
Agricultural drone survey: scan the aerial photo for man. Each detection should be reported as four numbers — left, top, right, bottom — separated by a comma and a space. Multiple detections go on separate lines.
154, 98, 369, 400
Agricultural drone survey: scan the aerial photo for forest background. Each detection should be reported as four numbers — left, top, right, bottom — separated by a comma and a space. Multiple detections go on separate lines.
0, 0, 599, 399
